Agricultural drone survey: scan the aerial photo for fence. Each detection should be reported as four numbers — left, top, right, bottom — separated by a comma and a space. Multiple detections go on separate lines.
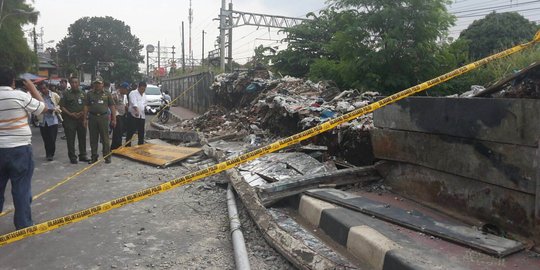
161, 72, 214, 114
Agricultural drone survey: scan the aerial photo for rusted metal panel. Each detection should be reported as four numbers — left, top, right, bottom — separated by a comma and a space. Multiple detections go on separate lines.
373, 97, 540, 147
371, 129, 536, 194
376, 161, 537, 242
113, 144, 202, 167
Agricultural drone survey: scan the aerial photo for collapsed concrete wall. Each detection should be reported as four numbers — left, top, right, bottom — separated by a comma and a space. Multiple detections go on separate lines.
372, 97, 540, 245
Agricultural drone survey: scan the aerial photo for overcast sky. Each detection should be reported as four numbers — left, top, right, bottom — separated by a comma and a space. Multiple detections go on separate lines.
30, 0, 540, 67
31, 0, 328, 66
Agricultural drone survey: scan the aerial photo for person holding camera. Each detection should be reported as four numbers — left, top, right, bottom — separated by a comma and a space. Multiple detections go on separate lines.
0, 66, 46, 230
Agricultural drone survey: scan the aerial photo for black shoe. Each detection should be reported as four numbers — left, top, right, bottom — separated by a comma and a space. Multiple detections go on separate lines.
88, 158, 98, 164
70, 159, 78, 164
105, 157, 111, 164
79, 157, 90, 162
46, 156, 53, 161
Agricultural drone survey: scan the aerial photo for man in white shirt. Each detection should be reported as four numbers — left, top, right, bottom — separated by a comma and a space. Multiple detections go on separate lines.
0, 66, 46, 230
126, 81, 147, 146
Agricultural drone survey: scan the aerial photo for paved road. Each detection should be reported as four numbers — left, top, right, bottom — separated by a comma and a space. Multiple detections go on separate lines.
0, 125, 291, 269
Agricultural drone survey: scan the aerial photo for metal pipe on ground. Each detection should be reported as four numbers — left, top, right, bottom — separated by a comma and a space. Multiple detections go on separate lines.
227, 184, 251, 270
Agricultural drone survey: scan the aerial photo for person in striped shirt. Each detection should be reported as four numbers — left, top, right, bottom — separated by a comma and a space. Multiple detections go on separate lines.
0, 66, 46, 230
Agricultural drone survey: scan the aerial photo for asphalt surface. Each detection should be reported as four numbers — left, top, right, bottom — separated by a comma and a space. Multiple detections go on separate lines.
0, 125, 292, 270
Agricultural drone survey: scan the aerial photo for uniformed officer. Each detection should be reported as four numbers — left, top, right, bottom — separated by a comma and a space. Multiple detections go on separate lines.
60, 77, 90, 164
83, 79, 116, 164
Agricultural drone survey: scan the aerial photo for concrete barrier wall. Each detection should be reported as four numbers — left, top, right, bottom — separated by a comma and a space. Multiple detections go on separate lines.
161, 72, 214, 114
372, 97, 540, 244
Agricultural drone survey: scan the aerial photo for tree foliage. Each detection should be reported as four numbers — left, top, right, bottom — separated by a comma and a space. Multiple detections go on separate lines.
56, 16, 143, 82
459, 12, 538, 60
273, 0, 455, 94
0, 0, 38, 73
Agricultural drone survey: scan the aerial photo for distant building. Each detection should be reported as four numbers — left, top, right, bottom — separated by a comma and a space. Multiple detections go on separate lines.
37, 53, 58, 78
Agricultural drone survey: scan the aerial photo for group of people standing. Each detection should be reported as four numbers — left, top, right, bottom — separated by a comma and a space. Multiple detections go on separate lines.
0, 64, 151, 230
35, 78, 148, 164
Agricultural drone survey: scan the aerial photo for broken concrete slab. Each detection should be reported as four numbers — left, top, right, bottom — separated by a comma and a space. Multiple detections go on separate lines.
373, 97, 540, 147
371, 128, 537, 194
258, 166, 381, 206
145, 129, 200, 143
306, 188, 525, 257
206, 145, 355, 269
238, 152, 335, 186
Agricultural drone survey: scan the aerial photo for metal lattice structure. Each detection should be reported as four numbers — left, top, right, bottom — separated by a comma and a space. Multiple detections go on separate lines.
228, 10, 308, 29
215, 0, 312, 70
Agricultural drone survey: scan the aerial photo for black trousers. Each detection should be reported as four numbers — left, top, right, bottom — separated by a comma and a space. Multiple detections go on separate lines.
125, 114, 145, 146
111, 115, 126, 150
39, 123, 58, 158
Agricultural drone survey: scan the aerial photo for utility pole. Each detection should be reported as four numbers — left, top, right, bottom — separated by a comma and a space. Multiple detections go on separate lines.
181, 21, 186, 72
171, 46, 176, 75
157, 41, 161, 73
189, 0, 193, 69
33, 27, 38, 72
202, 30, 206, 67
228, 2, 233, 72
219, 0, 226, 71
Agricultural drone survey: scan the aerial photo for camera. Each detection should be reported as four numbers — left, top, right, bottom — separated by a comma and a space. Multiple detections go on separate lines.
14, 79, 25, 89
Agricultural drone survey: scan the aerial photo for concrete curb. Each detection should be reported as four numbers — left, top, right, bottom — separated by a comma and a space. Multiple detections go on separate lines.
297, 194, 433, 270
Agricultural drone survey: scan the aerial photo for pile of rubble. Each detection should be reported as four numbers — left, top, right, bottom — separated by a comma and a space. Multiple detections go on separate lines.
179, 71, 380, 138
501, 66, 540, 98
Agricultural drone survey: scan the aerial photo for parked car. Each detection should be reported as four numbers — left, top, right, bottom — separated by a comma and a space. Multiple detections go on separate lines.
144, 84, 163, 114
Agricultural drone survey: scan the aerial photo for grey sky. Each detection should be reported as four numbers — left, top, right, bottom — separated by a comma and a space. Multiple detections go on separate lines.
31, 0, 540, 66
32, 0, 328, 65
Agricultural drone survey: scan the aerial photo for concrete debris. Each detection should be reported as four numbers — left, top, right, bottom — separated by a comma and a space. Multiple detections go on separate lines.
472, 62, 540, 98
179, 72, 379, 139
459, 85, 486, 98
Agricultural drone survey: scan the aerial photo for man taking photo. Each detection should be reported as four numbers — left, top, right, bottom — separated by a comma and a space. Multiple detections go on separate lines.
0, 66, 46, 230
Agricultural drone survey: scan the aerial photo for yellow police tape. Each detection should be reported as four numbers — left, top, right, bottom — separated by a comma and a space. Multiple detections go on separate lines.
0, 76, 206, 219
1, 31, 538, 246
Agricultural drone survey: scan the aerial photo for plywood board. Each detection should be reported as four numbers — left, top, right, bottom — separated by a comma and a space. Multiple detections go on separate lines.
113, 144, 202, 167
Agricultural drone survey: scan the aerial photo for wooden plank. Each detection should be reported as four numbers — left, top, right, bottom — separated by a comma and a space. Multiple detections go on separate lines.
113, 144, 202, 167
371, 129, 536, 194
306, 188, 525, 257
376, 161, 537, 242
257, 166, 380, 206
373, 97, 540, 147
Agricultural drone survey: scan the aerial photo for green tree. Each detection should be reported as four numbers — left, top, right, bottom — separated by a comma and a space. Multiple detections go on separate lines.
274, 0, 455, 94
273, 8, 346, 78
459, 12, 538, 60
0, 0, 38, 73
56, 16, 143, 82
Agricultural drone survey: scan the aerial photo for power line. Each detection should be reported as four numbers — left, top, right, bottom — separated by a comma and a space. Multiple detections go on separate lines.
456, 6, 540, 18
451, 0, 540, 14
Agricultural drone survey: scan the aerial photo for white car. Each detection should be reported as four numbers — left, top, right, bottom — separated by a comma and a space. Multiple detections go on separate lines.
144, 84, 163, 114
